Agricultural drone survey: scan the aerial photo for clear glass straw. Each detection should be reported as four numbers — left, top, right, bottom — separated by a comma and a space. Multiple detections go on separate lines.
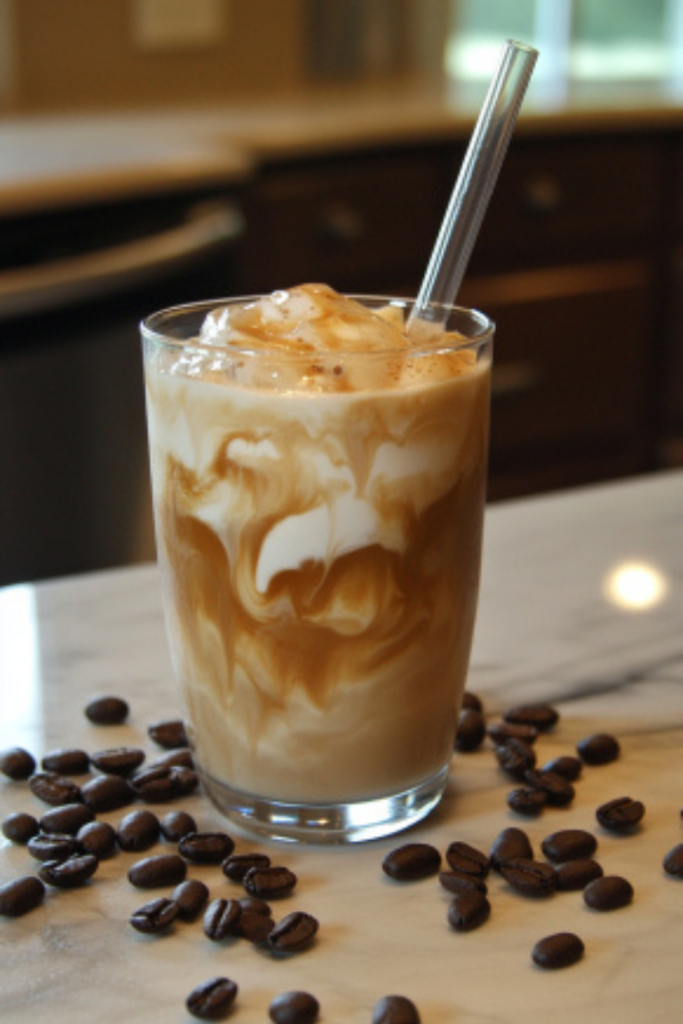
409, 39, 538, 327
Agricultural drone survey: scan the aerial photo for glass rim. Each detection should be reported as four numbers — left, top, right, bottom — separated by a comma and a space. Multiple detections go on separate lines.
140, 294, 495, 361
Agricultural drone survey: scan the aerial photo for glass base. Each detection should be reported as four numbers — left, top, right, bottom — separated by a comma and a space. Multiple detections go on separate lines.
198, 765, 450, 844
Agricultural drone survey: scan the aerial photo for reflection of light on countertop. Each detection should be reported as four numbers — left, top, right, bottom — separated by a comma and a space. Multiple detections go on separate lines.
0, 585, 42, 740
603, 561, 669, 611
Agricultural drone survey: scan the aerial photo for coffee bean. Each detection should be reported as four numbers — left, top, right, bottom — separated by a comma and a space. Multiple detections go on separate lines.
160, 810, 197, 842
438, 870, 488, 896
41, 748, 90, 776
0, 875, 45, 916
490, 827, 533, 870
81, 774, 135, 813
372, 994, 421, 1024
129, 765, 189, 803
222, 852, 271, 881
577, 733, 620, 766
662, 843, 683, 878
524, 769, 575, 807
117, 810, 160, 852
179, 831, 235, 865
487, 721, 538, 746
29, 772, 83, 807
130, 896, 179, 934
495, 739, 536, 780
173, 879, 210, 920
583, 875, 633, 911
447, 891, 491, 932
39, 853, 99, 888
28, 832, 81, 862
507, 787, 547, 816
186, 977, 238, 1020
2, 812, 39, 844
555, 859, 604, 892
90, 747, 145, 777
85, 695, 129, 725
382, 843, 441, 882
77, 821, 118, 859
40, 803, 94, 836
268, 911, 319, 953
243, 864, 297, 899
445, 841, 489, 878
499, 858, 557, 897
269, 990, 320, 1024
503, 703, 559, 731
168, 766, 199, 797
203, 897, 242, 941
239, 896, 273, 916
151, 748, 195, 771
235, 909, 275, 944
147, 719, 188, 750
454, 709, 486, 752
596, 796, 645, 832
532, 932, 585, 969
128, 853, 187, 889
461, 691, 483, 713
541, 755, 583, 782
1, 747, 36, 780
541, 829, 598, 863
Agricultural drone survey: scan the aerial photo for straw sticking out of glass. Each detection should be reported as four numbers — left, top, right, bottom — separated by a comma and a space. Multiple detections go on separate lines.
409, 39, 538, 328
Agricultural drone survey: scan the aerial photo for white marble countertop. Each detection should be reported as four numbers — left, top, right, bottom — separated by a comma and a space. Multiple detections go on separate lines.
1, 470, 682, 1023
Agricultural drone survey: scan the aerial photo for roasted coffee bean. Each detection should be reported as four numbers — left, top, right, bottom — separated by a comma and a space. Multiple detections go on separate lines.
583, 874, 633, 911
268, 911, 319, 953
170, 766, 199, 796
382, 843, 441, 882
596, 796, 645, 832
495, 739, 536, 780
541, 755, 583, 782
160, 810, 197, 842
239, 896, 273, 916
577, 733, 620, 766
41, 748, 90, 776
268, 990, 320, 1024
40, 803, 94, 836
39, 853, 99, 888
117, 810, 160, 852
243, 864, 297, 898
454, 709, 486, 752
447, 891, 491, 932
541, 829, 598, 863
499, 858, 557, 897
2, 812, 39, 844
28, 832, 82, 862
524, 769, 575, 807
438, 870, 488, 896
663, 844, 683, 878
372, 994, 421, 1024
179, 831, 235, 865
490, 827, 533, 870
0, 875, 45, 916
203, 897, 242, 941
81, 774, 135, 813
77, 821, 118, 859
1, 746, 36, 780
555, 858, 604, 892
151, 747, 195, 771
127, 853, 187, 889
130, 765, 192, 803
507, 786, 547, 816
130, 896, 179, 934
173, 879, 210, 920
487, 721, 538, 746
85, 695, 129, 725
90, 747, 145, 777
147, 719, 188, 750
235, 909, 275, 944
186, 977, 238, 1020
461, 691, 483, 713
222, 852, 271, 881
29, 772, 83, 807
503, 703, 559, 731
445, 841, 489, 878
532, 932, 585, 969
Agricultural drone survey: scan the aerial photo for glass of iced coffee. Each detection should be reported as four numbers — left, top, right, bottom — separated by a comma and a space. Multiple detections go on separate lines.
142, 284, 492, 843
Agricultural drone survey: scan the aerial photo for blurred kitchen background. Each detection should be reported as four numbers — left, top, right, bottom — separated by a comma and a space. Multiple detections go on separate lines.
1, 0, 682, 586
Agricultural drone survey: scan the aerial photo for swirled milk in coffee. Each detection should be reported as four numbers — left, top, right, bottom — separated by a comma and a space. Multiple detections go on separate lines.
144, 285, 491, 804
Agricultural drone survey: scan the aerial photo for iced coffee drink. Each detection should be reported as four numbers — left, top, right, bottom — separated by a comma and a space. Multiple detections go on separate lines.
142, 285, 492, 842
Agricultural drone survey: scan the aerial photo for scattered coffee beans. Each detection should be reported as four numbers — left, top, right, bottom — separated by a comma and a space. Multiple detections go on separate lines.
269, 990, 320, 1024
0, 875, 45, 916
2, 811, 39, 844
29, 772, 83, 807
523, 769, 575, 807
487, 721, 538, 746
77, 820, 118, 859
541, 755, 583, 781
40, 803, 94, 836
577, 733, 620, 766
222, 852, 271, 881
159, 810, 197, 842
268, 911, 319, 953
130, 765, 197, 803
147, 719, 188, 750
499, 858, 557, 897
38, 852, 99, 888
1, 747, 36, 780
243, 864, 297, 899
203, 897, 242, 941
127, 853, 187, 889
445, 841, 489, 878
663, 843, 683, 878
507, 786, 547, 816
438, 870, 488, 896
372, 994, 421, 1024
81, 775, 135, 813
503, 704, 559, 731
41, 748, 90, 776
596, 796, 645, 832
583, 874, 634, 911
235, 909, 275, 944
151, 747, 195, 770
117, 810, 160, 852
495, 738, 536, 780
90, 747, 145, 777
490, 827, 533, 870
382, 843, 441, 882
179, 831, 235, 865
130, 896, 179, 934
532, 932, 584, 969
454, 709, 486, 752
173, 879, 210, 920
84, 696, 129, 725
28, 833, 81, 863
555, 858, 604, 892
447, 891, 491, 932
541, 829, 598, 863
186, 976, 238, 1020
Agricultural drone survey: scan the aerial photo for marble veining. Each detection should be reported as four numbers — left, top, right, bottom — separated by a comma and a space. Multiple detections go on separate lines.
1, 470, 682, 1023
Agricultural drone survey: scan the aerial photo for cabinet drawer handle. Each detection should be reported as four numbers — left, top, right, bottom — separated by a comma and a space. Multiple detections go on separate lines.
317, 202, 365, 244
521, 174, 564, 215
492, 361, 541, 399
